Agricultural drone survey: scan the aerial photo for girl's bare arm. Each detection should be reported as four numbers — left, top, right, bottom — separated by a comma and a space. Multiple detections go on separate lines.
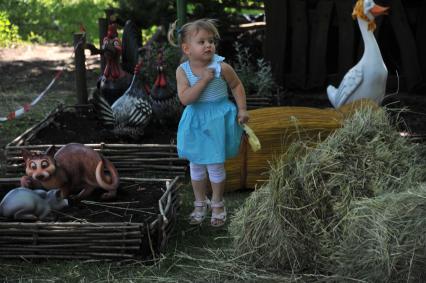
221, 63, 249, 123
176, 67, 214, 105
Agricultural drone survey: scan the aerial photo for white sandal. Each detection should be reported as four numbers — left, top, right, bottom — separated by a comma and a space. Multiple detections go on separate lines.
210, 200, 227, 228
189, 198, 210, 225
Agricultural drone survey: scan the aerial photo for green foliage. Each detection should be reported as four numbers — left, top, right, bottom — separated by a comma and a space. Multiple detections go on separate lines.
190, 0, 263, 21
0, 11, 21, 47
141, 25, 159, 46
0, 0, 116, 44
233, 42, 277, 97
116, 0, 263, 33
116, 0, 175, 29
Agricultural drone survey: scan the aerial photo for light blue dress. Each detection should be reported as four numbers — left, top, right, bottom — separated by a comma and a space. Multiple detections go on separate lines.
177, 54, 243, 164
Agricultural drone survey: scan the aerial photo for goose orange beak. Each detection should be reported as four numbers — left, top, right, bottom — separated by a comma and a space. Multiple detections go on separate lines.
371, 4, 389, 16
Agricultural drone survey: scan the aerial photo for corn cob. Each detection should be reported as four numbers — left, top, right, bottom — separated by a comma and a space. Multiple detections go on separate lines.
242, 124, 261, 152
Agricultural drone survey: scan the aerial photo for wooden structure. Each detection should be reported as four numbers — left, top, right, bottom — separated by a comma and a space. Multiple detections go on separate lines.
4, 105, 187, 179
0, 177, 179, 260
264, 0, 426, 92
73, 32, 88, 104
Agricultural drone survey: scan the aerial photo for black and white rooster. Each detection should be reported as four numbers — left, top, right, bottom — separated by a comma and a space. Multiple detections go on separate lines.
93, 62, 153, 137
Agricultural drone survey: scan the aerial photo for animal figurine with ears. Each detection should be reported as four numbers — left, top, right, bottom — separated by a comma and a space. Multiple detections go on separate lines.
20, 143, 120, 201
0, 187, 68, 220
327, 0, 390, 108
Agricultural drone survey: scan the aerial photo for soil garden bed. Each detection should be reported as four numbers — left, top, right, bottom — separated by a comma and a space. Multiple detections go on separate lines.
0, 177, 180, 260
4, 105, 188, 178
30, 105, 178, 145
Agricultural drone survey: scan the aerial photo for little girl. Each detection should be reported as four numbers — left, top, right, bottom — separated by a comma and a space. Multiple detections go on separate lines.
168, 19, 249, 227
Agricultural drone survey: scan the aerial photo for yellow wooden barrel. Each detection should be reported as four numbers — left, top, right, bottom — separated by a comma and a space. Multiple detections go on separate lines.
225, 99, 379, 191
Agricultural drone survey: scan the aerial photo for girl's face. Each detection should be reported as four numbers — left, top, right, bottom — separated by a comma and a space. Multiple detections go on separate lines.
183, 29, 216, 62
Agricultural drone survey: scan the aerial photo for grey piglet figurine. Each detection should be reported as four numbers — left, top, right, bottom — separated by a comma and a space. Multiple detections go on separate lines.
0, 187, 68, 220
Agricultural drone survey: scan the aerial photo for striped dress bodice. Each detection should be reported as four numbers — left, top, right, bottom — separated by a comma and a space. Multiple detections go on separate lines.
180, 54, 228, 102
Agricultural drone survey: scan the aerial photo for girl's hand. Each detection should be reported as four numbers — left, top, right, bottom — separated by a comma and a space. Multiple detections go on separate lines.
238, 109, 249, 124
200, 67, 215, 83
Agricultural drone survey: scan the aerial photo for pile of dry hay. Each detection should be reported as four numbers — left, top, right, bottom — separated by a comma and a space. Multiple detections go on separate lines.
229, 105, 426, 280
331, 184, 426, 282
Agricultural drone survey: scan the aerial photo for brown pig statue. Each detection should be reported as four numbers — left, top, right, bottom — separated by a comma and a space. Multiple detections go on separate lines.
20, 143, 120, 201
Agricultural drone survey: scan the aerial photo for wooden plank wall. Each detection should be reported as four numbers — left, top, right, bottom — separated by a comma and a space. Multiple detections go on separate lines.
264, 0, 426, 92
416, 1, 426, 90
264, 0, 287, 85
288, 0, 308, 89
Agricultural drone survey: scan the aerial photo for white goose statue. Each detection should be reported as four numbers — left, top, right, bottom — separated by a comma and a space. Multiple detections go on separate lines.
327, 0, 390, 108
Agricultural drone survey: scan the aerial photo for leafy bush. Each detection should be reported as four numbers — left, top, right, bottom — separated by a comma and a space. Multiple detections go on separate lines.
0, 0, 116, 44
233, 42, 276, 97
115, 0, 175, 29
0, 11, 21, 46
116, 0, 263, 30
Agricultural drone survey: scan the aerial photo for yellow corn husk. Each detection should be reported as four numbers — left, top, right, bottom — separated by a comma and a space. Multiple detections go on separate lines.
225, 99, 379, 192
242, 124, 261, 152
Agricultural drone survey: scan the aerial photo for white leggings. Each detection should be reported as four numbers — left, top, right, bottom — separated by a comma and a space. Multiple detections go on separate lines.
189, 162, 226, 183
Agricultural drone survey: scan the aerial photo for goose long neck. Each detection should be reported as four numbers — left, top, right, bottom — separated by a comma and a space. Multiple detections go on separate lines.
358, 17, 382, 60
130, 74, 136, 87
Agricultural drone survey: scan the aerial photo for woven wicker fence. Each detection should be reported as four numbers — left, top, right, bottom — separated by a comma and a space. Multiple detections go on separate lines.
0, 177, 180, 260
4, 105, 188, 179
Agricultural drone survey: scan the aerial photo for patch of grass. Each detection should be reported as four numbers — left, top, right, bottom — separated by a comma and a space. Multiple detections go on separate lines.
0, 94, 74, 144
0, 72, 78, 137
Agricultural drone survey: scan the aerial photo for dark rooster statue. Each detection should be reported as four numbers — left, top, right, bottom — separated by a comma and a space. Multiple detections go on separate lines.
93, 62, 153, 138
98, 23, 132, 105
149, 49, 182, 125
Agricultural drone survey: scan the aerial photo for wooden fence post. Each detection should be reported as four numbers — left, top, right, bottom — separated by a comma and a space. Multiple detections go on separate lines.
98, 17, 108, 73
177, 0, 187, 27
73, 32, 88, 105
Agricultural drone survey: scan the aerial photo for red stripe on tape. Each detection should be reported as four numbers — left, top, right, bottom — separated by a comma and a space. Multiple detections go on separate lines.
55, 69, 63, 79
23, 103, 31, 112
7, 111, 16, 120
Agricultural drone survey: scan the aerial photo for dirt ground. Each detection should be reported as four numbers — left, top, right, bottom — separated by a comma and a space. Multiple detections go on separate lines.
0, 44, 100, 89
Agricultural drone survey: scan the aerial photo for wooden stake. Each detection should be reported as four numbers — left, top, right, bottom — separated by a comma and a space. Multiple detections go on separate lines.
98, 18, 108, 73
73, 32, 88, 105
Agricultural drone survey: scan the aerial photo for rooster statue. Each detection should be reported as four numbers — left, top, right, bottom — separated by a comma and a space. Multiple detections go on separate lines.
98, 23, 132, 105
149, 49, 183, 125
327, 0, 390, 108
93, 62, 153, 137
